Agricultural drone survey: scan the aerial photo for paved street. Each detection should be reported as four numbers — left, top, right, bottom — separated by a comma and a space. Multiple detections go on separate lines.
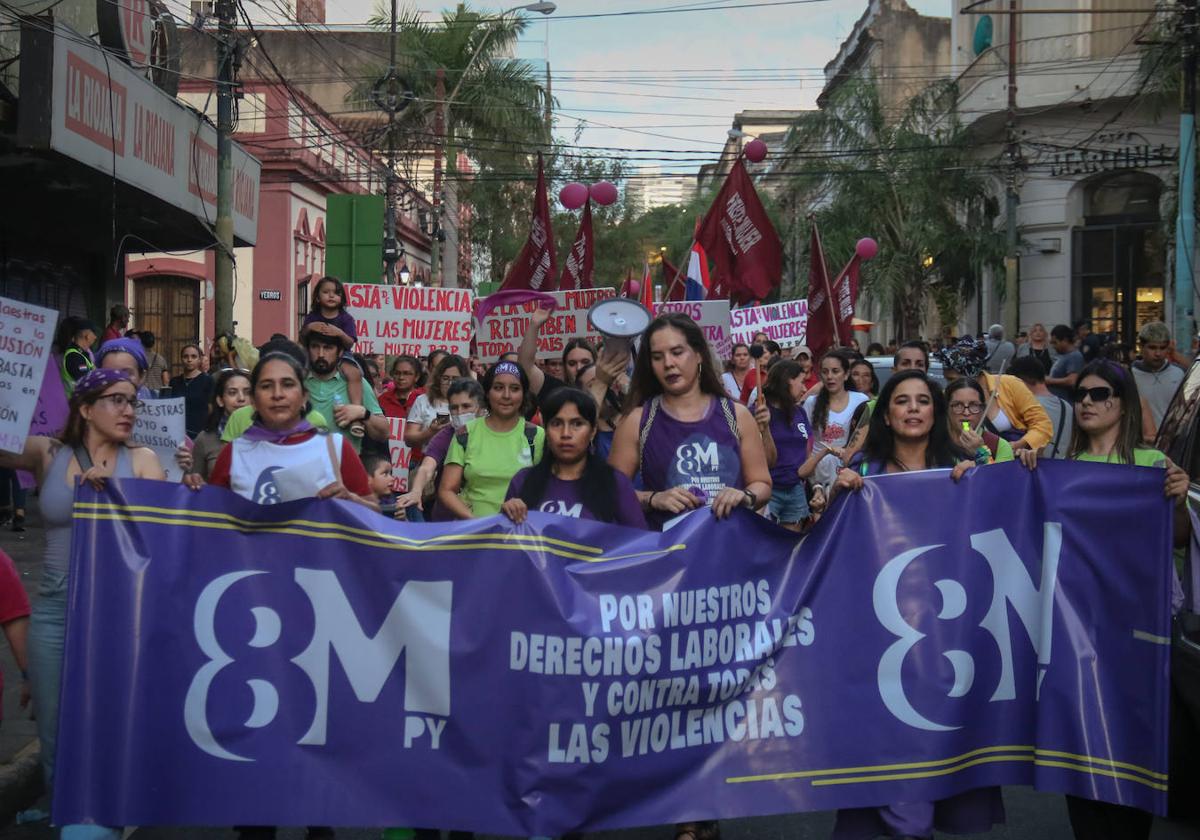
2, 511, 1200, 839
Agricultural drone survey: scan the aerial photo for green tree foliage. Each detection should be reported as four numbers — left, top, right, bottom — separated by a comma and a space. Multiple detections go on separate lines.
781, 76, 1005, 337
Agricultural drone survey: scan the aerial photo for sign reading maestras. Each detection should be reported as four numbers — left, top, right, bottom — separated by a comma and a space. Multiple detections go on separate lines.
344, 283, 474, 357
55, 463, 1171, 834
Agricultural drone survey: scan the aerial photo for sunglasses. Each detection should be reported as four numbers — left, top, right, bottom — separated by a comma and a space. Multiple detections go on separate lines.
1073, 385, 1115, 404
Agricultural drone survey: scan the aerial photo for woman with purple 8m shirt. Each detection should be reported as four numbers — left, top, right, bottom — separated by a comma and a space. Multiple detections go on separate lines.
608, 312, 772, 840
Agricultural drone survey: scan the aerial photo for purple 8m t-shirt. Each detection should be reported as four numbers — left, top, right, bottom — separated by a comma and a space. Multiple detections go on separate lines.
506, 468, 647, 529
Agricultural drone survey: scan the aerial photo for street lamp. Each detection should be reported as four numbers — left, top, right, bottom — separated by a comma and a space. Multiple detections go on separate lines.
399, 262, 411, 284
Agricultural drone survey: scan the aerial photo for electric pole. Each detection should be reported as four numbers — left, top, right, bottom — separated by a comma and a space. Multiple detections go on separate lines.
1003, 0, 1021, 338
214, 0, 236, 336
430, 67, 445, 287
1175, 0, 1197, 355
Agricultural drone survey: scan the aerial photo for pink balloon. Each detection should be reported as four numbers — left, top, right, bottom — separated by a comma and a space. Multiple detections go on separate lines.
744, 138, 768, 163
559, 182, 588, 210
590, 181, 618, 206
627, 280, 640, 297
856, 237, 879, 261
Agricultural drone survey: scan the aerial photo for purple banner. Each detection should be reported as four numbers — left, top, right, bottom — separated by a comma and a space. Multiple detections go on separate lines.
56, 461, 1172, 834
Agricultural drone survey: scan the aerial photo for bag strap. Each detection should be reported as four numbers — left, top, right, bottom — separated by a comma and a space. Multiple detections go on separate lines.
73, 445, 93, 472
637, 396, 661, 466
455, 425, 470, 450
1050, 398, 1067, 456
719, 396, 741, 443
523, 421, 538, 463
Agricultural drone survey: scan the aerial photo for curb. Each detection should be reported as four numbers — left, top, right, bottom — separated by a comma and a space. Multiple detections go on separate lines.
0, 740, 43, 826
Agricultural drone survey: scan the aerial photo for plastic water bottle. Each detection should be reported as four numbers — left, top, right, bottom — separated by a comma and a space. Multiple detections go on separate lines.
333, 393, 365, 437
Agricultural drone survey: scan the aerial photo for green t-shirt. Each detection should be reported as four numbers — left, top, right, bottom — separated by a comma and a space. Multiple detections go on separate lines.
305, 372, 383, 453
1073, 447, 1167, 468
445, 417, 545, 518
221, 405, 328, 443
992, 438, 1014, 463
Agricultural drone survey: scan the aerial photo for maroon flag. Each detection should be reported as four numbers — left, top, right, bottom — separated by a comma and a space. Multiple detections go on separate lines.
830, 254, 862, 348
803, 222, 838, 360
500, 152, 557, 292
662, 256, 686, 301
695, 158, 783, 305
618, 266, 633, 297
558, 200, 594, 291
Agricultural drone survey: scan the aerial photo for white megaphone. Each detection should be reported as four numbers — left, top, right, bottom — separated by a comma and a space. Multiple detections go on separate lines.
587, 297, 652, 356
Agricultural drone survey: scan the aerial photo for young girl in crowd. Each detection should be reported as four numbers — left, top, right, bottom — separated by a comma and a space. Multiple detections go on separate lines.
760, 360, 813, 531
802, 349, 869, 489
722, 343, 753, 402
610, 313, 771, 535
407, 354, 468, 451
399, 377, 486, 522
832, 369, 1002, 840
190, 369, 252, 480
202, 353, 374, 509
302, 276, 366, 436
440, 362, 545, 519
502, 388, 645, 528
945, 378, 1014, 464
0, 369, 167, 840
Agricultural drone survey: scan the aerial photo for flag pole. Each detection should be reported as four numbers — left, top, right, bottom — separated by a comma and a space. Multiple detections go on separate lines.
810, 215, 841, 349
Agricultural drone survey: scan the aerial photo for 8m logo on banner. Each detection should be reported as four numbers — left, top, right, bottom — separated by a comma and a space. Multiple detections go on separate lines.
185, 570, 452, 761
874, 524, 1062, 731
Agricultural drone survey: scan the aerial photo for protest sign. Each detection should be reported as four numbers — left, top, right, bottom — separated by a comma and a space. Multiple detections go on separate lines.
344, 284, 474, 358
58, 462, 1171, 834
18, 359, 71, 488
0, 297, 56, 454
655, 299, 733, 359
387, 416, 412, 493
477, 287, 615, 362
731, 300, 808, 347
132, 398, 186, 481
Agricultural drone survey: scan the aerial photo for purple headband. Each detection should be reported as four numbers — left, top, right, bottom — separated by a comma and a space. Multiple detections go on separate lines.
1104, 359, 1129, 382
492, 361, 522, 379
72, 368, 133, 401
96, 337, 148, 372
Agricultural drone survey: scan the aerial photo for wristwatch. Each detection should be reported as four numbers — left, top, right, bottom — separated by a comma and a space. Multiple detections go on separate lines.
743, 489, 758, 509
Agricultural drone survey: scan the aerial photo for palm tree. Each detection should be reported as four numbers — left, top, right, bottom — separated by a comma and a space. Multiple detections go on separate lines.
781, 76, 1005, 338
350, 3, 553, 283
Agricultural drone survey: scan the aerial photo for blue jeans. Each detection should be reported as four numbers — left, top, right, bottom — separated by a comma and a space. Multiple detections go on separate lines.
29, 587, 122, 839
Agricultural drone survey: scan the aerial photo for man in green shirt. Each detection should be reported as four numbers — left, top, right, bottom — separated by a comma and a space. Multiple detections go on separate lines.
222, 327, 387, 453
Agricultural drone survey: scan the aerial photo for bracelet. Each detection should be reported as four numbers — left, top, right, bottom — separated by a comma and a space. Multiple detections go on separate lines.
647, 491, 658, 510
20, 670, 28, 681
743, 489, 757, 509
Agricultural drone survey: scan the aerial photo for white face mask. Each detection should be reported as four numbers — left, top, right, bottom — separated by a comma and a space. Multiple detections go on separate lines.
450, 412, 476, 430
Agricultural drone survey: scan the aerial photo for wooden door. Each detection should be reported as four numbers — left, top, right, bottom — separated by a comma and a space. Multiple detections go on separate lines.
133, 277, 200, 380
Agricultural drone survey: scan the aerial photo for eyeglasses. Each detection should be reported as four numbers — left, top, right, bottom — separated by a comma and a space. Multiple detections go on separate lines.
948, 401, 984, 415
1073, 385, 1115, 404
94, 393, 144, 411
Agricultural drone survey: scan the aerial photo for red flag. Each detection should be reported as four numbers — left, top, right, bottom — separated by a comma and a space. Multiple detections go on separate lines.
694, 158, 783, 305
639, 262, 655, 311
662, 256, 686, 301
558, 200, 594, 291
619, 266, 633, 297
830, 253, 863, 347
803, 222, 838, 360
500, 152, 557, 292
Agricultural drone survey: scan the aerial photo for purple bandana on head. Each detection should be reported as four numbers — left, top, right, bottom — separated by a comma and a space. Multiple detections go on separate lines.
492, 361, 522, 379
71, 368, 134, 402
242, 419, 317, 444
97, 337, 148, 372
472, 290, 557, 325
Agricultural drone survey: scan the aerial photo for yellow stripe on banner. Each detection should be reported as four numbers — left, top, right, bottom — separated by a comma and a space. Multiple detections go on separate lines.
726, 744, 1167, 791
809, 755, 1168, 792
74, 510, 684, 564
74, 500, 604, 555
725, 745, 1036, 783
